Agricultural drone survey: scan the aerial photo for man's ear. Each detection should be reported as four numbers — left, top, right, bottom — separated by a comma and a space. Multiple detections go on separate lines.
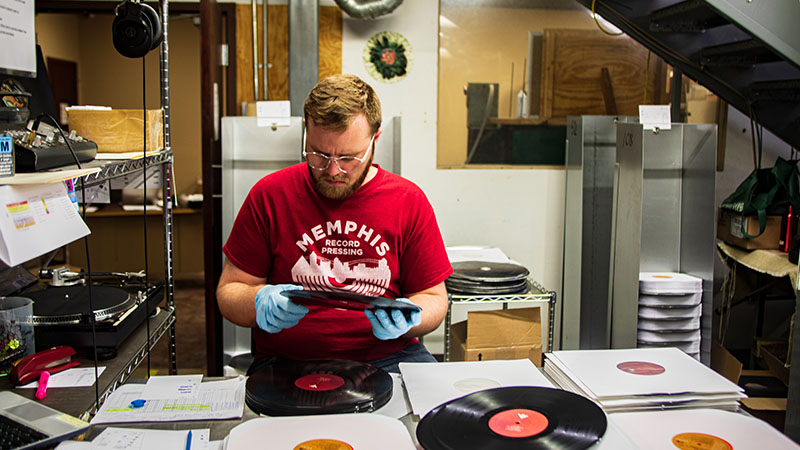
374, 127, 383, 144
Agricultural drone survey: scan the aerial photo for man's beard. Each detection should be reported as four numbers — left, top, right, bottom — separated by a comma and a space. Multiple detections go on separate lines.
311, 153, 373, 200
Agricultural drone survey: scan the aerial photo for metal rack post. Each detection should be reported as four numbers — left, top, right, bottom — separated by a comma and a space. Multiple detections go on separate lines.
443, 279, 556, 362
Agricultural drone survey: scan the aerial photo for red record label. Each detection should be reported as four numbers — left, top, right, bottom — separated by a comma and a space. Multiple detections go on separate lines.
294, 374, 345, 391
487, 408, 549, 438
616, 361, 666, 375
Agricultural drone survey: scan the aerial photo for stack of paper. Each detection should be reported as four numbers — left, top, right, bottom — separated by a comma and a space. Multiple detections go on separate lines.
638, 272, 703, 359
399, 359, 554, 417
610, 408, 800, 449
543, 348, 745, 413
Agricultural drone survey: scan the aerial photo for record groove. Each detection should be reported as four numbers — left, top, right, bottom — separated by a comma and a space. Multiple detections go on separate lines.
417, 386, 606, 450
246, 359, 393, 416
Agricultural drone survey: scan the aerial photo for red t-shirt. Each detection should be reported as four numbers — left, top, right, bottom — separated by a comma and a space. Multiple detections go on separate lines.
222, 163, 453, 361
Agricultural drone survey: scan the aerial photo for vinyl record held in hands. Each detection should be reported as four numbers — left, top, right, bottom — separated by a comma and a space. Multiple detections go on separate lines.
283, 289, 421, 313
417, 386, 607, 450
245, 359, 393, 416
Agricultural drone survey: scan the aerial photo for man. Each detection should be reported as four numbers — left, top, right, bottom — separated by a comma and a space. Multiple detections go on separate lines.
217, 74, 452, 373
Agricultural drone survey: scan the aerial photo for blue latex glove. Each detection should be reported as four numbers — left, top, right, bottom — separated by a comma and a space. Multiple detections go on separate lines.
364, 298, 422, 340
254, 284, 308, 333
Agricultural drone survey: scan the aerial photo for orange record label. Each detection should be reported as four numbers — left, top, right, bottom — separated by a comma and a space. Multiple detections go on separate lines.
487, 408, 549, 438
617, 361, 666, 375
293, 439, 354, 450
672, 432, 733, 450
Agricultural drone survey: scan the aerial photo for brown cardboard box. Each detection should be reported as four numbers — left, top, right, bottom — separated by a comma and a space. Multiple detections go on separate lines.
449, 308, 542, 367
717, 209, 781, 250
712, 343, 787, 431
67, 108, 164, 153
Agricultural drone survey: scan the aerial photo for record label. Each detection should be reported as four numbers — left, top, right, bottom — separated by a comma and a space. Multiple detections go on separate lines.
616, 361, 666, 375
672, 433, 732, 450
294, 374, 345, 391
453, 378, 501, 393
293, 439, 354, 450
488, 409, 549, 438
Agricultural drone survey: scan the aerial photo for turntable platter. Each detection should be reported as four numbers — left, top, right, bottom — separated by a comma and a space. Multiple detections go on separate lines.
27, 285, 136, 324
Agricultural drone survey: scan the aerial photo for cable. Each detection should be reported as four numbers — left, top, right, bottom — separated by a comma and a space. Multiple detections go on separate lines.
592, 0, 623, 36
142, 57, 152, 379
31, 113, 101, 412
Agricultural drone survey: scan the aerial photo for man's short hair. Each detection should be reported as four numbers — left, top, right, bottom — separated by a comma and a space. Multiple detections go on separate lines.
304, 74, 382, 134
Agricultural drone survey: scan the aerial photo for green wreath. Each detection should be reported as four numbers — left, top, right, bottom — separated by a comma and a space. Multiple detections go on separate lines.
363, 31, 412, 83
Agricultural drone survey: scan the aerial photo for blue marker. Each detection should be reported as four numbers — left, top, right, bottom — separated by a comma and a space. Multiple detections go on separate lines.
130, 399, 146, 408
185, 430, 192, 450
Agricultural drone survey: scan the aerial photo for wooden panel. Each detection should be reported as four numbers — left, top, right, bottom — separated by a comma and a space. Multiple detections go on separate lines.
541, 29, 666, 119
319, 6, 342, 80
236, 5, 341, 109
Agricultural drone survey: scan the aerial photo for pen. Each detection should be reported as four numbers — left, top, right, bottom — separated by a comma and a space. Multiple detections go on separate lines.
35, 371, 50, 400
185, 430, 192, 450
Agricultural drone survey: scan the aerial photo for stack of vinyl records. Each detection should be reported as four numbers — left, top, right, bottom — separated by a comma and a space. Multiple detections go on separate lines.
543, 348, 746, 413
637, 272, 703, 359
445, 261, 530, 295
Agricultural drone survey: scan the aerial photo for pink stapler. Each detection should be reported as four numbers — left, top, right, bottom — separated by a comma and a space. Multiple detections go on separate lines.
10, 346, 81, 386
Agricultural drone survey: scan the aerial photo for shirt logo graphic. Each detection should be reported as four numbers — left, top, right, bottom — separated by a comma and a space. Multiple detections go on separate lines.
291, 252, 390, 296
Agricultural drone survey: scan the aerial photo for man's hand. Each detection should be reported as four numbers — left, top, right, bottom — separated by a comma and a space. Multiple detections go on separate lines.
254, 284, 308, 333
364, 298, 422, 340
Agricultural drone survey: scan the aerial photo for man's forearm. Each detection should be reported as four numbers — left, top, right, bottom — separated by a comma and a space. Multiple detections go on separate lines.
217, 281, 264, 328
404, 291, 448, 338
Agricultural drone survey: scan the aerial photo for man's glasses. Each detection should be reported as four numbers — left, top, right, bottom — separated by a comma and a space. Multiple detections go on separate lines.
302, 131, 375, 173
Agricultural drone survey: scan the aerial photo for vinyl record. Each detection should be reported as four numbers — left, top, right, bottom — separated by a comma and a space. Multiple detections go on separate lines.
450, 261, 530, 283
283, 290, 420, 313
417, 386, 606, 450
246, 359, 393, 416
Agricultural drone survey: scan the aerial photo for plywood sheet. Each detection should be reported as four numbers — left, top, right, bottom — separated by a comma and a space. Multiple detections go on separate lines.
541, 29, 666, 119
236, 5, 342, 108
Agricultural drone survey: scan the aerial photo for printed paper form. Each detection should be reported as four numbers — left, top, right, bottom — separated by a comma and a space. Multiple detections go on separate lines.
0, 182, 90, 266
141, 375, 202, 400
91, 376, 245, 424
18, 367, 106, 389
90, 427, 209, 450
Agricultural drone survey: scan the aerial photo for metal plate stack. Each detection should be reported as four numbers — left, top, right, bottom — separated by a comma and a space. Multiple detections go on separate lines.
445, 261, 530, 295
637, 272, 703, 359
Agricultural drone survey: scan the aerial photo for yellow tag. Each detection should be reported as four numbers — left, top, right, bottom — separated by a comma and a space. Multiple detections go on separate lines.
56, 414, 89, 428
672, 432, 733, 450
293, 439, 354, 450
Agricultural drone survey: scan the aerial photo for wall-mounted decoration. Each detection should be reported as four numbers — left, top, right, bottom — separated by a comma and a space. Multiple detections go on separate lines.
362, 31, 412, 83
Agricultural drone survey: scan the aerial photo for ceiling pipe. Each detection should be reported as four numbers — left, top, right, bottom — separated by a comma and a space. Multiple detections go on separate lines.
334, 0, 403, 19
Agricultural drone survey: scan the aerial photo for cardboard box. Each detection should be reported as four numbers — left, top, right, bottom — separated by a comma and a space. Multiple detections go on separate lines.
717, 209, 781, 250
67, 108, 164, 153
449, 308, 542, 367
712, 343, 788, 432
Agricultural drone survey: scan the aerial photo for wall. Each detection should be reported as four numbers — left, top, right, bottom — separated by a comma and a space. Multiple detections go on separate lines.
342, 1, 565, 353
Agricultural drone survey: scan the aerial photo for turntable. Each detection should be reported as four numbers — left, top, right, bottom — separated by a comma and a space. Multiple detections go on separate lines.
21, 269, 164, 359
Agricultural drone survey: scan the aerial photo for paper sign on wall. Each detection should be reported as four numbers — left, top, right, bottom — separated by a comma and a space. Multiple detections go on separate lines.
256, 101, 291, 128
639, 105, 672, 131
